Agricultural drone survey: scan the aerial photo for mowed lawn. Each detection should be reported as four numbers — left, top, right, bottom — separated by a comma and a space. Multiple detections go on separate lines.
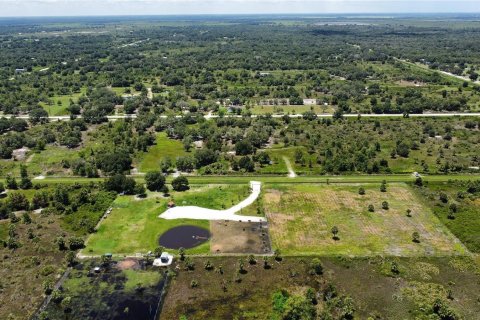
264, 183, 466, 256
84, 184, 251, 255
137, 132, 188, 172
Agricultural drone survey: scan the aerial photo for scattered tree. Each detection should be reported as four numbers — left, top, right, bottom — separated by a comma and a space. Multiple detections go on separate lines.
172, 176, 189, 192
145, 171, 166, 191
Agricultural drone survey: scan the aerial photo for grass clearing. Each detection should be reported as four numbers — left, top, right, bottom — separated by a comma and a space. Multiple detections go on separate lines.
123, 269, 162, 291
39, 89, 87, 116
137, 132, 188, 172
84, 184, 252, 255
264, 183, 466, 256
0, 145, 79, 177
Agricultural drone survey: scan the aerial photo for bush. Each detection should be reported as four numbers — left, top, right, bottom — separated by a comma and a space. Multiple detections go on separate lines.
309, 258, 323, 275
382, 201, 389, 210
68, 237, 85, 250
380, 181, 387, 192
172, 176, 189, 192
412, 232, 420, 243
439, 192, 449, 203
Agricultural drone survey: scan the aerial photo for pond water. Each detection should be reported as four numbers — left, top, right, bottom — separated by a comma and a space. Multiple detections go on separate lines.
158, 225, 210, 249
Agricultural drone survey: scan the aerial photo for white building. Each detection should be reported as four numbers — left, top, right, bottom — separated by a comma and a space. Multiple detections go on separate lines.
153, 252, 174, 267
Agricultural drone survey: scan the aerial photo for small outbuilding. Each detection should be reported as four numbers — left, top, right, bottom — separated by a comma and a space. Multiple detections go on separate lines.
153, 252, 174, 267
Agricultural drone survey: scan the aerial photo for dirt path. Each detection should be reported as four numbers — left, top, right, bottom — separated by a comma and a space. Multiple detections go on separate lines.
283, 156, 297, 178
159, 181, 265, 222
36, 267, 72, 314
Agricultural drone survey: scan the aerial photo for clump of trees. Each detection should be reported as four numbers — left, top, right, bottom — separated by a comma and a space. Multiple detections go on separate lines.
172, 176, 189, 192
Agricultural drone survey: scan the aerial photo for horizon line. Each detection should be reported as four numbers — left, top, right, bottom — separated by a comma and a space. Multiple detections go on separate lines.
2, 12, 480, 18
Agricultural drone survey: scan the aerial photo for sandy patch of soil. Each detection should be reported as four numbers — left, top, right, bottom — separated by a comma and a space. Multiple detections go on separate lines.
210, 220, 271, 254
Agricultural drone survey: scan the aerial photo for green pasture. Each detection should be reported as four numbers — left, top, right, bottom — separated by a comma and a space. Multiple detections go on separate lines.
83, 184, 251, 256
137, 132, 188, 173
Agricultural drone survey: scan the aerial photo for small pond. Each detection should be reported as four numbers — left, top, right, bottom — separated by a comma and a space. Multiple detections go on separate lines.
158, 225, 210, 249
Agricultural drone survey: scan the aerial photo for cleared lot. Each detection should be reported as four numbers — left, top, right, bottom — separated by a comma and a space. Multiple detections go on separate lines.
264, 183, 466, 256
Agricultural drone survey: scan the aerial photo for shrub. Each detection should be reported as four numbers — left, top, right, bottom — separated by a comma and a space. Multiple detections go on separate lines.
172, 176, 189, 192
68, 237, 85, 250
309, 258, 323, 275
439, 192, 449, 203
412, 232, 420, 243
331, 226, 339, 240
204, 260, 213, 270
380, 181, 387, 192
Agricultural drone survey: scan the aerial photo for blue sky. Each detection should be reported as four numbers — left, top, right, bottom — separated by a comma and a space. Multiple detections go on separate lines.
1, 0, 479, 17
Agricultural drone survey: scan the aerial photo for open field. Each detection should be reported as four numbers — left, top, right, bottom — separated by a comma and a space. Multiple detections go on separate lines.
137, 132, 188, 173
264, 183, 466, 256
161, 256, 480, 319
83, 184, 252, 256
39, 88, 87, 116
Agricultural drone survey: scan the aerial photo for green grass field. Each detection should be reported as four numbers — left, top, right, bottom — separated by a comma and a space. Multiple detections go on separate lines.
0, 145, 79, 177
137, 132, 188, 172
39, 88, 87, 116
27, 145, 79, 176
258, 146, 324, 175
83, 184, 251, 255
264, 183, 466, 256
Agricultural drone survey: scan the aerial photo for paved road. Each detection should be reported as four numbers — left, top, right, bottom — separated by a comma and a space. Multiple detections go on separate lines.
396, 57, 480, 84
2, 112, 480, 122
